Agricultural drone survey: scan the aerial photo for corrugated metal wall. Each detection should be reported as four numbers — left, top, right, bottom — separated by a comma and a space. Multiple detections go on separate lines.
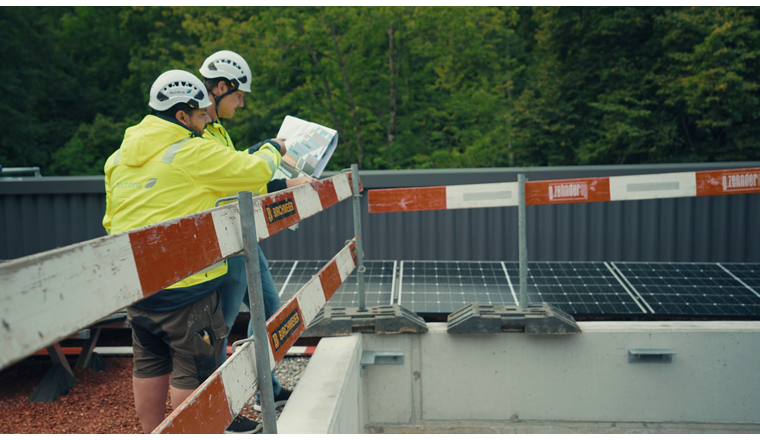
2, 163, 759, 262
1, 177, 107, 260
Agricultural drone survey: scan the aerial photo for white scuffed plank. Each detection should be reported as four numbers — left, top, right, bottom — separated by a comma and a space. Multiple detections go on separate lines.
211, 205, 243, 258
0, 234, 142, 369
252, 200, 271, 240
334, 247, 357, 282
609, 172, 697, 201
268, 344, 276, 370
220, 341, 260, 414
292, 184, 322, 219
333, 173, 353, 200
446, 182, 518, 209
294, 282, 327, 325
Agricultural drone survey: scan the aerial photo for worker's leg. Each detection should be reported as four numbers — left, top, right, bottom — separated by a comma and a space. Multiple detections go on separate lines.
128, 283, 225, 433
133, 374, 170, 433
170, 385, 196, 411
242, 244, 282, 395
128, 306, 174, 434
217, 255, 248, 366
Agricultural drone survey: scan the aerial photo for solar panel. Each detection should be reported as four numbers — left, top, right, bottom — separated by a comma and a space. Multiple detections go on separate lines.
277, 260, 326, 303
504, 261, 647, 316
612, 262, 760, 316
398, 261, 517, 314
275, 260, 395, 307
329, 260, 397, 307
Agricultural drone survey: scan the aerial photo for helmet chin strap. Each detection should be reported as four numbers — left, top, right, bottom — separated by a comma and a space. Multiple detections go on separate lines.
211, 79, 240, 121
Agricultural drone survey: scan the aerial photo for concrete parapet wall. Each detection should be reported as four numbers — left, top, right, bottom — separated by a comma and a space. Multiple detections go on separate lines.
366, 421, 760, 434
277, 334, 366, 434
365, 322, 760, 427
282, 321, 760, 433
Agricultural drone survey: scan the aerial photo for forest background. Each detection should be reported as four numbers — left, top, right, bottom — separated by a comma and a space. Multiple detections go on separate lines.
1, 6, 758, 176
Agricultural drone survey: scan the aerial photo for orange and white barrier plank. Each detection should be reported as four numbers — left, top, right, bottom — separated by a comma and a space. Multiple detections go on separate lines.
153, 241, 358, 434
0, 173, 354, 371
368, 182, 518, 213
254, 172, 356, 240
695, 167, 760, 197
367, 167, 760, 212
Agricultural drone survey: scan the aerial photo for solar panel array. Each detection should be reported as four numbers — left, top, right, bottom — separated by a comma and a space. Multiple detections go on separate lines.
254, 260, 760, 318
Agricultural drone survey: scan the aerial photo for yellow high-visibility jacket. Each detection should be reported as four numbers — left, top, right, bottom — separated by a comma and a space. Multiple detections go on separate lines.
203, 120, 273, 197
103, 115, 281, 289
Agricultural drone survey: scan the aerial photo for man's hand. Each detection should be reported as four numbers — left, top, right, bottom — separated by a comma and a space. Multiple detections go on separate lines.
286, 176, 319, 190
249, 139, 287, 155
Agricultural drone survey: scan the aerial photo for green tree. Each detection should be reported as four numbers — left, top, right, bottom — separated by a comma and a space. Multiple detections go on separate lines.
656, 7, 760, 162
0, 7, 75, 172
1, 7, 758, 176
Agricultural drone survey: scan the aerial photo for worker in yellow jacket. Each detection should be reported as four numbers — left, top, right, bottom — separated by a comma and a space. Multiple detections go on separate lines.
102, 69, 283, 434
198, 50, 317, 434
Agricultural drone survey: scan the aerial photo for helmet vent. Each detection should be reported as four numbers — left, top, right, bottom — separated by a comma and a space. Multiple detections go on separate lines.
218, 58, 244, 73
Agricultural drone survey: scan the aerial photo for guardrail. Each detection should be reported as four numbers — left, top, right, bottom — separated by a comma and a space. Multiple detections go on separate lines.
0, 166, 42, 178
0, 169, 365, 434
367, 167, 760, 212
153, 240, 358, 433
367, 167, 760, 308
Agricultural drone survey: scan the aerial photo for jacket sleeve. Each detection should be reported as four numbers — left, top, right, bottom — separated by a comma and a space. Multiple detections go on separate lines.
193, 138, 282, 195
102, 157, 114, 235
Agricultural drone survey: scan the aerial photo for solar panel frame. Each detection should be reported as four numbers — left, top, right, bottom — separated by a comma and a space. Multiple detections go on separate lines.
719, 263, 760, 295
611, 262, 760, 317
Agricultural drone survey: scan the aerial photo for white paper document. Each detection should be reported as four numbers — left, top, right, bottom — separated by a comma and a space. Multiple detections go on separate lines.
275, 115, 339, 180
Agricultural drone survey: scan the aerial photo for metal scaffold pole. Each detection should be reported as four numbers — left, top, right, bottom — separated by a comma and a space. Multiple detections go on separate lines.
351, 164, 367, 312
237, 191, 277, 434
518, 174, 528, 309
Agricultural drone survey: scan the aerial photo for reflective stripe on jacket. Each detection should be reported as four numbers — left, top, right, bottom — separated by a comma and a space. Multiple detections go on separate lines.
103, 115, 281, 289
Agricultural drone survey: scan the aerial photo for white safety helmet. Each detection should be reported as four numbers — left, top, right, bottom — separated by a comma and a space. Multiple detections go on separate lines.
199, 50, 252, 93
148, 70, 212, 112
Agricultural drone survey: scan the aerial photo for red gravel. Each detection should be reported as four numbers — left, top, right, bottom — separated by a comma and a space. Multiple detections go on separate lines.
0, 356, 169, 434
0, 324, 281, 434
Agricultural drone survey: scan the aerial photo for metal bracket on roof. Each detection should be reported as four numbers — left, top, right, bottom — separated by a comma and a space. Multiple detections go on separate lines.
360, 351, 404, 377
447, 303, 582, 335
628, 349, 676, 363
302, 304, 428, 337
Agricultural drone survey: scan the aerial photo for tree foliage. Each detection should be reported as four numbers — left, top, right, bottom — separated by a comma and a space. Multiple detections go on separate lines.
1, 6, 758, 175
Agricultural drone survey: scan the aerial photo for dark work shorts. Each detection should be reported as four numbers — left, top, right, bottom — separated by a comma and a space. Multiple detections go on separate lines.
127, 291, 228, 389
